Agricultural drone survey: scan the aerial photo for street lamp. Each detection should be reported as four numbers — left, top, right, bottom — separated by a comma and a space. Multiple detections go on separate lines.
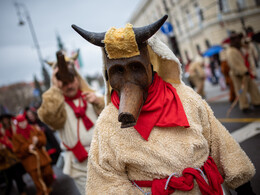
14, 2, 50, 90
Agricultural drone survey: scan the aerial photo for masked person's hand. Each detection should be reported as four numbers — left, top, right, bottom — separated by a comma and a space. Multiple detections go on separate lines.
82, 92, 101, 105
32, 136, 38, 145
29, 144, 35, 153
52, 67, 63, 89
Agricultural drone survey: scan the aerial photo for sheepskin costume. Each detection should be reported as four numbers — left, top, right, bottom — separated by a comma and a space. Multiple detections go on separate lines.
38, 52, 104, 195
86, 35, 255, 194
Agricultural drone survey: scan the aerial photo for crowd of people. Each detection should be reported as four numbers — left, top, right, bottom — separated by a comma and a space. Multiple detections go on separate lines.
0, 15, 258, 195
186, 28, 260, 112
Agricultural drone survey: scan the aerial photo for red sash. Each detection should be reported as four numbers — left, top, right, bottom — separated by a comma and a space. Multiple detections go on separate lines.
133, 156, 224, 195
64, 90, 94, 130
111, 73, 189, 140
63, 94, 89, 162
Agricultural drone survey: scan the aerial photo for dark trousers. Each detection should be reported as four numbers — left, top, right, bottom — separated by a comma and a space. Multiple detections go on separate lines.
3, 163, 26, 194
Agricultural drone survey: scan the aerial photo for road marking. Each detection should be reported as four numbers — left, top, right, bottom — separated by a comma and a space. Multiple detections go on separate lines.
231, 122, 260, 143
218, 118, 260, 123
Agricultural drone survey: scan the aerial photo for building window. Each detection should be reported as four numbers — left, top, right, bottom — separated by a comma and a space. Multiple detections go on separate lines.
205, 39, 211, 48
194, 3, 204, 24
219, 0, 230, 12
237, 0, 246, 9
196, 44, 201, 55
186, 10, 194, 28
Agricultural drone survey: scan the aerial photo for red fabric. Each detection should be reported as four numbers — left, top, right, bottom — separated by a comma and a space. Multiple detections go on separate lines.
16, 114, 26, 122
62, 115, 88, 162
111, 73, 190, 140
16, 124, 33, 139
134, 156, 224, 195
64, 90, 94, 130
47, 148, 57, 155
15, 114, 32, 139
0, 136, 13, 150
5, 128, 13, 139
242, 52, 255, 79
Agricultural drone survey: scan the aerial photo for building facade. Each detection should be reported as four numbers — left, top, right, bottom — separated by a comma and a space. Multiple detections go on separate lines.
130, 0, 260, 65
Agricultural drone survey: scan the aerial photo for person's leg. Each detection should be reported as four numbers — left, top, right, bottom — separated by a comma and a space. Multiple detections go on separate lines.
74, 176, 87, 195
10, 163, 26, 194
2, 169, 13, 195
28, 169, 47, 195
248, 79, 260, 106
231, 75, 249, 110
41, 164, 54, 193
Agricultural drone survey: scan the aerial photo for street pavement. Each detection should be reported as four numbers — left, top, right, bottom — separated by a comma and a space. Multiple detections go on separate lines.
1, 71, 260, 195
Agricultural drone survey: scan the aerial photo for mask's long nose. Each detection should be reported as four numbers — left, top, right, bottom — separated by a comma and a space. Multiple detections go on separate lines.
118, 82, 144, 128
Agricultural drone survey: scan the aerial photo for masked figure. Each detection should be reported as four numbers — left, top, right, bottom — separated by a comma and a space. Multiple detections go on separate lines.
12, 114, 53, 195
37, 50, 104, 195
0, 106, 26, 195
72, 15, 255, 194
226, 33, 260, 112
188, 56, 206, 97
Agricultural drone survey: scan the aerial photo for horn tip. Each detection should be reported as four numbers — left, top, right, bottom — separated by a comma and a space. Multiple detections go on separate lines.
71, 24, 78, 30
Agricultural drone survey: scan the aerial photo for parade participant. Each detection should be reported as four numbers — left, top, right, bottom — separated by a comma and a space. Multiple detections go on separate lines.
241, 37, 258, 79
37, 51, 104, 195
219, 47, 236, 103
72, 15, 256, 194
0, 123, 26, 195
24, 107, 61, 164
12, 114, 53, 195
226, 33, 260, 112
188, 55, 206, 97
0, 107, 15, 140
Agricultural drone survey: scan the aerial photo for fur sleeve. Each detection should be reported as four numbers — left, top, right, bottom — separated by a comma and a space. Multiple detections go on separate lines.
86, 115, 141, 195
202, 100, 255, 189
37, 86, 66, 130
92, 96, 105, 116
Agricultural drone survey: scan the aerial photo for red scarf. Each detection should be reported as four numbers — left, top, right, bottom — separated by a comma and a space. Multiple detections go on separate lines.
64, 90, 94, 130
16, 124, 33, 139
111, 73, 190, 140
133, 156, 224, 195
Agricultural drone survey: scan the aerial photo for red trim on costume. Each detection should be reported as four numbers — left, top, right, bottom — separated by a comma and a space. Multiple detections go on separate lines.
64, 90, 94, 130
16, 124, 33, 139
133, 156, 224, 195
111, 73, 190, 140
242, 52, 255, 79
63, 96, 88, 162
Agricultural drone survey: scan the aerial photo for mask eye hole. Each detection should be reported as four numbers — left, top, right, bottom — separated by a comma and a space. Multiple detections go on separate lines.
110, 65, 125, 75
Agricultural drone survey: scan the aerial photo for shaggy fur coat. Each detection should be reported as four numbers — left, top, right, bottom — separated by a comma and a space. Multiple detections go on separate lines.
85, 83, 255, 194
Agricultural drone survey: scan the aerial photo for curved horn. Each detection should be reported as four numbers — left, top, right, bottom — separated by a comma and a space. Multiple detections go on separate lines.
133, 15, 168, 44
71, 24, 105, 47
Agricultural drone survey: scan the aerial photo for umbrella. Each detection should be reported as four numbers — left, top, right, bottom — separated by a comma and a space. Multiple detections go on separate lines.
203, 45, 223, 57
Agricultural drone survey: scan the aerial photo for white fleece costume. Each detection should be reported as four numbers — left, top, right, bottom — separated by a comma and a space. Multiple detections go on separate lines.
85, 36, 255, 194
38, 74, 104, 195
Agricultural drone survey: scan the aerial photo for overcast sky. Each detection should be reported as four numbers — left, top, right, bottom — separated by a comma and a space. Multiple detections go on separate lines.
0, 0, 142, 86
